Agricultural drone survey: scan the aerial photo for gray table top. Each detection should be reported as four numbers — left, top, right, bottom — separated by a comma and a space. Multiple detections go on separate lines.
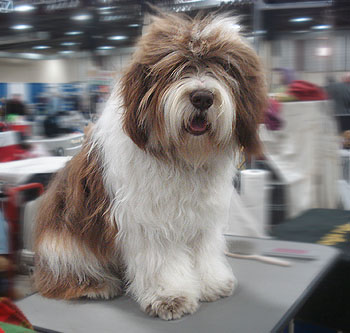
16, 236, 340, 333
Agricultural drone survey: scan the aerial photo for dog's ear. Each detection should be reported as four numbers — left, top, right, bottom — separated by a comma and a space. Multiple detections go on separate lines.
232, 48, 268, 157
121, 62, 150, 149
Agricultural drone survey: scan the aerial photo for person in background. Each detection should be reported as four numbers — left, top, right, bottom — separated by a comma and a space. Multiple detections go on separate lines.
48, 92, 62, 115
4, 94, 27, 119
271, 68, 298, 102
326, 73, 350, 132
326, 74, 350, 115
0, 98, 6, 120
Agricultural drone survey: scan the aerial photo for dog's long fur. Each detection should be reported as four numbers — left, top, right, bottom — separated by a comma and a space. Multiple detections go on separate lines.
34, 11, 267, 320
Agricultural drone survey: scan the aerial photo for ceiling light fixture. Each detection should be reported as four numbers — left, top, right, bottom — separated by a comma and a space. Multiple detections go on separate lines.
59, 50, 74, 54
312, 24, 332, 30
128, 24, 140, 28
11, 24, 32, 30
99, 6, 115, 11
14, 4, 35, 12
108, 35, 127, 41
61, 42, 77, 46
65, 31, 83, 35
72, 13, 92, 21
289, 17, 312, 23
21, 53, 42, 59
97, 46, 115, 50
33, 45, 51, 50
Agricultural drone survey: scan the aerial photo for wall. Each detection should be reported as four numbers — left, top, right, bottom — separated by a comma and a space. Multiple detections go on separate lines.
0, 58, 80, 83
265, 30, 350, 88
0, 52, 133, 84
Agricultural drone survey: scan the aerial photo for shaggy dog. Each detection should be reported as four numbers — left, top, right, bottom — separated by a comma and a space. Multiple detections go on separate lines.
34, 11, 267, 320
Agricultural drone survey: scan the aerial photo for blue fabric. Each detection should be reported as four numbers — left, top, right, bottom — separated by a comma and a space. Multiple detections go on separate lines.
28, 83, 46, 104
0, 83, 7, 99
0, 210, 9, 254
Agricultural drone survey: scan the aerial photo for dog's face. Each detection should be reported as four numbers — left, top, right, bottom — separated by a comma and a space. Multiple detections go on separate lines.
121, 12, 267, 166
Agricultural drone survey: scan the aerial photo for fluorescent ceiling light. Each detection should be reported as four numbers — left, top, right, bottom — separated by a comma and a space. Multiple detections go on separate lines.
290, 17, 312, 23
99, 6, 115, 11
72, 14, 92, 21
108, 35, 127, 41
11, 24, 32, 30
65, 31, 83, 35
14, 4, 35, 12
129, 24, 140, 27
312, 24, 332, 30
97, 46, 115, 50
33, 45, 51, 50
61, 42, 77, 46
59, 50, 74, 54
21, 53, 41, 59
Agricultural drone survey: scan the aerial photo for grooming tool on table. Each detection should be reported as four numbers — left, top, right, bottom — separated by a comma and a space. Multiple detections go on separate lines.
262, 247, 318, 261
225, 239, 291, 267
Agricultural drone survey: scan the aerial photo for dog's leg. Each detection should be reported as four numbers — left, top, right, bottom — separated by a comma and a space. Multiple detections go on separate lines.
194, 229, 237, 302
122, 233, 200, 320
34, 233, 122, 300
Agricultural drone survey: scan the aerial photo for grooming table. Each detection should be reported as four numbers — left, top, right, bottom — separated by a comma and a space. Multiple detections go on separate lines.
272, 209, 350, 330
16, 236, 339, 333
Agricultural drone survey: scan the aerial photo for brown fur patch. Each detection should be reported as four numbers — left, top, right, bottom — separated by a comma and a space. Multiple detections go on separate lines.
35, 137, 117, 261
34, 262, 121, 299
34, 132, 119, 298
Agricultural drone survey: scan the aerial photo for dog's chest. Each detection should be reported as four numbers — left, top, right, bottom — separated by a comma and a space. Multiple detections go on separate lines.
108, 156, 233, 233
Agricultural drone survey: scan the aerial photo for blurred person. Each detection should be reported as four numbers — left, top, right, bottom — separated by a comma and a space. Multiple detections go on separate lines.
48, 92, 62, 115
325, 75, 335, 88
0, 98, 6, 120
4, 94, 27, 120
271, 68, 298, 102
326, 73, 350, 131
326, 73, 350, 115
277, 68, 296, 87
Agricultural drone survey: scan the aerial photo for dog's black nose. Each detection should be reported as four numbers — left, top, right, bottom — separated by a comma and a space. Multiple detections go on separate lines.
190, 90, 214, 111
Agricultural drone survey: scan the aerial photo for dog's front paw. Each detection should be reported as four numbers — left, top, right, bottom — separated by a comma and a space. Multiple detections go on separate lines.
200, 276, 237, 302
145, 296, 199, 320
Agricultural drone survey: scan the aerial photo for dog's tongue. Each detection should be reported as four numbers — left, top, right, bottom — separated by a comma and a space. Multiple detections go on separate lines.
190, 116, 207, 132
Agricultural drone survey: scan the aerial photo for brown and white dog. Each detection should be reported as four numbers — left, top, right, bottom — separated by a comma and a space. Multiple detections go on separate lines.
34, 11, 267, 320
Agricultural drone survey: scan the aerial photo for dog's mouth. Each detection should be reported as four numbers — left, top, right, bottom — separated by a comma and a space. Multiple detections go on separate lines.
186, 115, 209, 136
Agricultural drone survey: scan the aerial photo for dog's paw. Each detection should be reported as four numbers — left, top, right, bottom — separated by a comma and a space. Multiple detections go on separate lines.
200, 276, 237, 302
145, 296, 199, 320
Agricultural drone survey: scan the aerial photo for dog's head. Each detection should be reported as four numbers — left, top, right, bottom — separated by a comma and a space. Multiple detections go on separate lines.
121, 12, 267, 165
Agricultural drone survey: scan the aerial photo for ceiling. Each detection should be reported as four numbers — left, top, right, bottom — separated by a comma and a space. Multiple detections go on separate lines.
0, 0, 348, 59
